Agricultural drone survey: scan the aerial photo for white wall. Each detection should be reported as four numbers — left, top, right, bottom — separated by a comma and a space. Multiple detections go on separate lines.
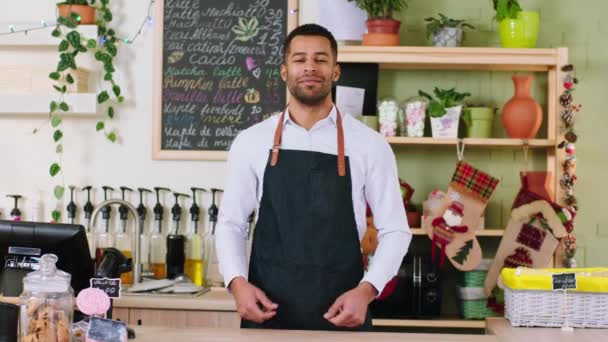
0, 1, 318, 233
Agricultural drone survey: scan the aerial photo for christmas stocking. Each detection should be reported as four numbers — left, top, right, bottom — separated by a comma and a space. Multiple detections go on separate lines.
423, 161, 499, 270
484, 175, 574, 297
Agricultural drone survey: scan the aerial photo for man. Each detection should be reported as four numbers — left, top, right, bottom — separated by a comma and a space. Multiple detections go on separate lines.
216, 24, 411, 331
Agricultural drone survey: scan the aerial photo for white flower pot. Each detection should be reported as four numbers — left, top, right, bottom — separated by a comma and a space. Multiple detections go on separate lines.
430, 105, 462, 138
432, 27, 463, 47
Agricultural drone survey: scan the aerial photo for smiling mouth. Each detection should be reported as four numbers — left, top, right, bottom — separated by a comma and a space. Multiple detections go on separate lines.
299, 78, 323, 86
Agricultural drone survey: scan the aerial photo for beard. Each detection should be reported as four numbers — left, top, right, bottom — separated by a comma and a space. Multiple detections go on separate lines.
287, 79, 333, 106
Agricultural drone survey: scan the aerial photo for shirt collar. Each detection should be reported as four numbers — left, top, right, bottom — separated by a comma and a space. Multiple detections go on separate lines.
283, 105, 338, 127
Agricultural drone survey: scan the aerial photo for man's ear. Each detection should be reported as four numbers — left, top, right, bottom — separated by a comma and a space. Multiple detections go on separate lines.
280, 63, 287, 82
333, 63, 341, 82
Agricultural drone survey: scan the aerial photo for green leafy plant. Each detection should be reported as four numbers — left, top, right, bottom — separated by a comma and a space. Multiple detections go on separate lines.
418, 87, 471, 118
424, 13, 475, 39
40, 0, 124, 220
346, 0, 409, 20
492, 0, 523, 22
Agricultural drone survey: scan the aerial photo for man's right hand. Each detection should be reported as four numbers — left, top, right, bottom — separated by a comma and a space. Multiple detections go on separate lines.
229, 277, 278, 324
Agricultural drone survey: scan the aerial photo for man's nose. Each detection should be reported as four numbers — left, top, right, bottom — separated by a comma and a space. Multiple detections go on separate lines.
303, 60, 317, 73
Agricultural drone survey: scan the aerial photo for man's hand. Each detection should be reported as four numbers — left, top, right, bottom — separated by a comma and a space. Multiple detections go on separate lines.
323, 282, 377, 327
229, 277, 278, 324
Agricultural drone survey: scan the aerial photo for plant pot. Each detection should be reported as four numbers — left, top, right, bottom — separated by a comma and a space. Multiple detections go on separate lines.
407, 209, 421, 228
57, 4, 96, 25
430, 105, 462, 138
463, 107, 495, 138
432, 27, 463, 47
363, 19, 401, 46
498, 11, 539, 48
366, 19, 401, 34
358, 115, 379, 131
501, 75, 542, 139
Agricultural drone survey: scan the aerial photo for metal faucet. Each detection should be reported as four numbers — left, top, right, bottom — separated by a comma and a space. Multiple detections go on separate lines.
92, 199, 142, 285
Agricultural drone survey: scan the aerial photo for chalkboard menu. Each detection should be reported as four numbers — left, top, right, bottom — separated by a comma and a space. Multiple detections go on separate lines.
153, 0, 298, 160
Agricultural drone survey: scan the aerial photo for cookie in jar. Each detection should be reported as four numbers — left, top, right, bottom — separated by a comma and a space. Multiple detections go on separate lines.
19, 254, 73, 342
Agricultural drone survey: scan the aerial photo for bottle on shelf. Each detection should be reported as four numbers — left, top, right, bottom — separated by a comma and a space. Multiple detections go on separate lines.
136, 187, 152, 272
185, 187, 207, 286
150, 187, 170, 279
116, 186, 133, 285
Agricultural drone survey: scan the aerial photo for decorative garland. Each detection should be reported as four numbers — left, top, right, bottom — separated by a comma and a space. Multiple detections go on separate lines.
557, 63, 580, 267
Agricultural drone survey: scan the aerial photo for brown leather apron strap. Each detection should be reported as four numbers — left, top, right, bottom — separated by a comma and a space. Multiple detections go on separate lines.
336, 108, 346, 176
270, 110, 285, 167
270, 106, 346, 176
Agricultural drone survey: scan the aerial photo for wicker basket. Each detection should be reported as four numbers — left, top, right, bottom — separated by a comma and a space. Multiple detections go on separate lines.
502, 267, 608, 328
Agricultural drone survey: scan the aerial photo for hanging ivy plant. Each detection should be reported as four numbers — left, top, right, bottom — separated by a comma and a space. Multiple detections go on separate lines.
36, 0, 125, 221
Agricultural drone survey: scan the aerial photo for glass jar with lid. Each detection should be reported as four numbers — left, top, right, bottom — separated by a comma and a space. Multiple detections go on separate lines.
400, 96, 429, 137
19, 253, 73, 342
378, 97, 402, 137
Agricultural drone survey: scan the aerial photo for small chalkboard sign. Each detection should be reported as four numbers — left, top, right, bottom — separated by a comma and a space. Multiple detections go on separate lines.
552, 273, 577, 291
87, 316, 127, 342
90, 278, 122, 298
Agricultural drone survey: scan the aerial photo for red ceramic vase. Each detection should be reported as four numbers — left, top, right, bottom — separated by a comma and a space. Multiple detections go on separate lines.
501, 75, 543, 139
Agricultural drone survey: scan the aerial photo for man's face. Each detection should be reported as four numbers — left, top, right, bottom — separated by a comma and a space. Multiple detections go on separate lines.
281, 35, 340, 106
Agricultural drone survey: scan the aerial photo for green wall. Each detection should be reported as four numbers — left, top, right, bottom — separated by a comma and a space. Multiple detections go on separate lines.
381, 0, 607, 267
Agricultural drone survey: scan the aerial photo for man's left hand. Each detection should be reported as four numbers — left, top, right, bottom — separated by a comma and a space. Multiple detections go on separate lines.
323, 282, 377, 327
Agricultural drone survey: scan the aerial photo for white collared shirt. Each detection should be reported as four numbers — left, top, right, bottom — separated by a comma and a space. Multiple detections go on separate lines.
216, 105, 412, 294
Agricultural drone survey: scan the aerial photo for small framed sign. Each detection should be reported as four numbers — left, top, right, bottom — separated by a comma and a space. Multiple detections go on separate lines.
90, 278, 122, 298
552, 272, 577, 291
87, 316, 127, 342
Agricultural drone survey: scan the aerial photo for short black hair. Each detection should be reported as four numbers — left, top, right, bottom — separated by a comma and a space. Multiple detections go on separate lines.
282, 24, 338, 62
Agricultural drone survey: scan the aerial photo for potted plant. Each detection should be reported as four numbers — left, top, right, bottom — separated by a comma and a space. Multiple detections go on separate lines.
40, 0, 124, 221
492, 0, 539, 48
462, 105, 496, 138
419, 87, 471, 138
57, 0, 96, 25
347, 0, 409, 46
424, 13, 475, 47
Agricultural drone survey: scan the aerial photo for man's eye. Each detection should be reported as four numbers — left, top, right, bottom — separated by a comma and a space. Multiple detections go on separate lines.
317, 59, 327, 63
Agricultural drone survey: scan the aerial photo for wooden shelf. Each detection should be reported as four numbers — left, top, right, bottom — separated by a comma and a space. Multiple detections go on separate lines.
386, 137, 555, 148
372, 318, 486, 329
0, 93, 98, 115
411, 228, 504, 237
0, 25, 97, 47
338, 46, 564, 71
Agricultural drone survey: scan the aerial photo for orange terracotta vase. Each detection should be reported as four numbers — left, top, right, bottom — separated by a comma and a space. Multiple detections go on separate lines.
501, 75, 543, 139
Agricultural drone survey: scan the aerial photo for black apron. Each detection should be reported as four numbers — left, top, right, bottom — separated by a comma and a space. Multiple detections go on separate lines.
241, 108, 372, 331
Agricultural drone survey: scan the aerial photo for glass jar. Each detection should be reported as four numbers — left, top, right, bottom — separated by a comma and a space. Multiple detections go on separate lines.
377, 98, 402, 137
400, 96, 428, 137
19, 254, 73, 342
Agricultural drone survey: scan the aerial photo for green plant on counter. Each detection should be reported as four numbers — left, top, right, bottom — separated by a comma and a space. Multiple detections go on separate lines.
418, 87, 471, 118
424, 13, 475, 39
492, 0, 523, 22
36, 0, 124, 221
346, 0, 410, 20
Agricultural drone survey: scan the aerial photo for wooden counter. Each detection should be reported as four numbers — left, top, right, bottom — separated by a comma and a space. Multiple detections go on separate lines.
129, 318, 608, 342
132, 326, 498, 341
113, 287, 236, 311
486, 317, 608, 342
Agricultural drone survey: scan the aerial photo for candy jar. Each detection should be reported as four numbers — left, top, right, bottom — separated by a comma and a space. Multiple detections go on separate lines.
378, 98, 401, 137
401, 96, 428, 137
